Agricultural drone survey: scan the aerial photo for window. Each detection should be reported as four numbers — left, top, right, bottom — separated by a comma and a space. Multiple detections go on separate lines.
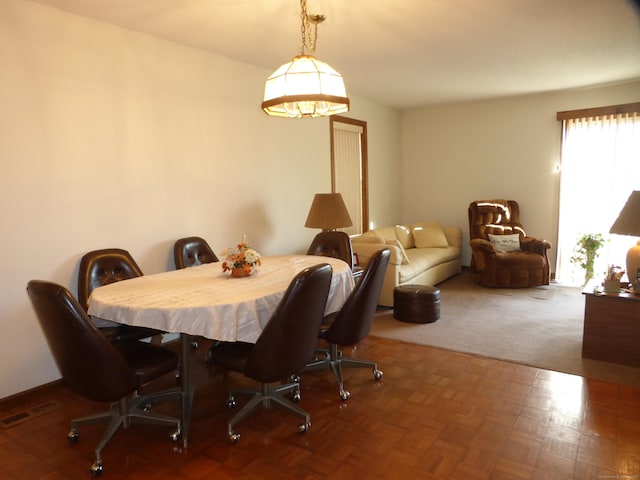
556, 103, 640, 285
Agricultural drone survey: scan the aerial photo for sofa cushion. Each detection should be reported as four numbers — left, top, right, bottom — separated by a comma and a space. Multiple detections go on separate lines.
399, 246, 460, 283
394, 225, 415, 249
488, 233, 521, 252
411, 222, 449, 248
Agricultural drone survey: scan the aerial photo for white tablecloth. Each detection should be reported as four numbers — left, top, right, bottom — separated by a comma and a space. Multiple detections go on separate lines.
88, 255, 354, 343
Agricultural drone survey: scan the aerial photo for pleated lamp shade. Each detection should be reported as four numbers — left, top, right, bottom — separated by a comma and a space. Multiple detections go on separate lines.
305, 193, 353, 231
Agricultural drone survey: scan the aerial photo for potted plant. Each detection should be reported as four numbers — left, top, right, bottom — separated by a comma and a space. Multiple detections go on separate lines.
570, 233, 606, 285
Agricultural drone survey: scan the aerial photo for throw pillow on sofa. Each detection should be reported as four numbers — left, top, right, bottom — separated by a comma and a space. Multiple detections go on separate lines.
411, 221, 449, 248
394, 225, 415, 249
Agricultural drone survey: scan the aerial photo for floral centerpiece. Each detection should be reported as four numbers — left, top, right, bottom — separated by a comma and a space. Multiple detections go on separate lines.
221, 242, 262, 277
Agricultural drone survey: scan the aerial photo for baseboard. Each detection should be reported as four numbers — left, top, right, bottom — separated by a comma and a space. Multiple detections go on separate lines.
0, 379, 63, 412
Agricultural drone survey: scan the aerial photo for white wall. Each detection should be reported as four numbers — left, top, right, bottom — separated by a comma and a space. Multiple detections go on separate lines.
401, 81, 640, 269
347, 100, 403, 230
0, 0, 401, 399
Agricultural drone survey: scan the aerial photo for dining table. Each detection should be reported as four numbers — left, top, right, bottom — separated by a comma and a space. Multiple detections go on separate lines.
87, 254, 355, 446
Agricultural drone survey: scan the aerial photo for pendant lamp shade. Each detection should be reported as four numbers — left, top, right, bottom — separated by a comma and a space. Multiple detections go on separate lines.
261, 0, 349, 118
262, 55, 350, 118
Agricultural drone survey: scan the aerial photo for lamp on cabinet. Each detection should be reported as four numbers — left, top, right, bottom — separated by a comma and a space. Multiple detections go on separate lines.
609, 191, 640, 286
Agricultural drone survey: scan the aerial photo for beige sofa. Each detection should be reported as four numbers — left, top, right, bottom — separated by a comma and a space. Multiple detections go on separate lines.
351, 222, 462, 307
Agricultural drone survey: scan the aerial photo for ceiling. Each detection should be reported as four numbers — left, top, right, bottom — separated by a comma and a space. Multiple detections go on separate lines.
29, 0, 640, 110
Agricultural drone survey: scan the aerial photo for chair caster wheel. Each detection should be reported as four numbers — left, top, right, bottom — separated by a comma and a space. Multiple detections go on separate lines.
68, 430, 79, 443
169, 429, 181, 442
226, 397, 236, 409
292, 390, 301, 403
229, 432, 240, 444
90, 460, 104, 476
374, 369, 383, 380
339, 390, 351, 401
298, 422, 310, 433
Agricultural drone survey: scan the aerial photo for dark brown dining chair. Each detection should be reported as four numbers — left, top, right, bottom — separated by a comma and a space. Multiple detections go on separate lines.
26, 280, 181, 476
209, 263, 333, 444
173, 236, 219, 269
307, 231, 354, 269
305, 247, 391, 400
78, 248, 164, 344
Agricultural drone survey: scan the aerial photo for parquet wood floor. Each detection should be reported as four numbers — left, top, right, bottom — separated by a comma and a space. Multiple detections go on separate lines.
1, 336, 639, 479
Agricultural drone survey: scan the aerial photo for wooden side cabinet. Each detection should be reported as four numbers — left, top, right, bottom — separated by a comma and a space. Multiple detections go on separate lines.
582, 284, 640, 367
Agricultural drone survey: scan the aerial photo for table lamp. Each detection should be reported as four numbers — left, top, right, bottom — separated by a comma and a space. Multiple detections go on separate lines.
304, 193, 353, 231
609, 190, 640, 286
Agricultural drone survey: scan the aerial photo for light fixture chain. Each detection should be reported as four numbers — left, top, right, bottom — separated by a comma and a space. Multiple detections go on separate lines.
308, 18, 318, 53
299, 0, 318, 55
300, 0, 308, 55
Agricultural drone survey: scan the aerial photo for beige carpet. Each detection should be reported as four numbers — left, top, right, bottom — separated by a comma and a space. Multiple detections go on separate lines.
370, 271, 640, 387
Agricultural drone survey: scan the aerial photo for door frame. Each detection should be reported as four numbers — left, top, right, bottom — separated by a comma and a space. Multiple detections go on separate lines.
330, 115, 369, 234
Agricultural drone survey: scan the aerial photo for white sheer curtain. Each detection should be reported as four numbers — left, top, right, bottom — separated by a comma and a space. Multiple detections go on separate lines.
557, 111, 640, 285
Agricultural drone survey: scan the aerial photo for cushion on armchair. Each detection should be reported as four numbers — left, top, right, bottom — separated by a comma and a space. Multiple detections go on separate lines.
487, 233, 521, 252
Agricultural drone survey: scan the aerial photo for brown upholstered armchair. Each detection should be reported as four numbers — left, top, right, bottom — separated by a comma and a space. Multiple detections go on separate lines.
468, 200, 551, 287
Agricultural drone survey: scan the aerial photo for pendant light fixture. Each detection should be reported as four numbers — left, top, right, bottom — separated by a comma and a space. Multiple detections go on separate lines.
261, 0, 350, 118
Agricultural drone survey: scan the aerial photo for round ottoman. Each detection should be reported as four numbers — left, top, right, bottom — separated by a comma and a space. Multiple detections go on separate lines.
393, 285, 440, 324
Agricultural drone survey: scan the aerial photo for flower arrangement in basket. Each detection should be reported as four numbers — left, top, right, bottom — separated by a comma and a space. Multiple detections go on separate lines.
221, 242, 262, 277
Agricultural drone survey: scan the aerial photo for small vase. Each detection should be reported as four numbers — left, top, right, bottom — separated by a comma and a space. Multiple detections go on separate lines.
231, 268, 250, 278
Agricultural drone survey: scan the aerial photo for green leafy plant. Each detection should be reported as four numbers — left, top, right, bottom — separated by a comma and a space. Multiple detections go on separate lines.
570, 233, 606, 285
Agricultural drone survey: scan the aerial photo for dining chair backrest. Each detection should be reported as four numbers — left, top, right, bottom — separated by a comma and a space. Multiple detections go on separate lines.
174, 236, 219, 269
77, 248, 144, 311
307, 231, 353, 269
323, 248, 391, 346
245, 263, 333, 383
27, 280, 139, 402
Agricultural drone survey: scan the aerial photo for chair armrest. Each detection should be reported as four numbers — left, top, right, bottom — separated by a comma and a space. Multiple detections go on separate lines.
469, 238, 496, 254
520, 237, 551, 254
